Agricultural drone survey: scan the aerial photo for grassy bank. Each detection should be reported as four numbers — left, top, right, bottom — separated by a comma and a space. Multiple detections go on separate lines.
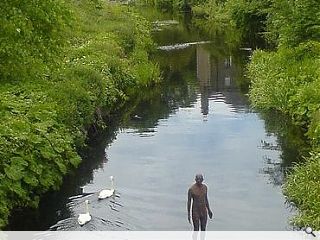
0, 0, 159, 228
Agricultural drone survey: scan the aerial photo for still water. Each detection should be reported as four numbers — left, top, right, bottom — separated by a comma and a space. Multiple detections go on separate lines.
8, 13, 307, 231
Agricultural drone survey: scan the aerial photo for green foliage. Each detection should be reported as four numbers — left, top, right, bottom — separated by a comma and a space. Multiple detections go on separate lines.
137, 0, 202, 11
141, 0, 319, 48
248, 41, 320, 130
267, 0, 320, 47
192, 0, 319, 48
284, 151, 320, 229
0, 0, 160, 228
0, 0, 72, 83
192, 0, 231, 30
248, 42, 320, 112
148, 0, 270, 46
0, 86, 81, 225
130, 49, 161, 86
223, 0, 270, 45
137, 0, 175, 11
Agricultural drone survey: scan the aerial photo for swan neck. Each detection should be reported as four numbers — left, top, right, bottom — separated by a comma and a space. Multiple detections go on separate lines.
111, 178, 114, 190
85, 201, 89, 214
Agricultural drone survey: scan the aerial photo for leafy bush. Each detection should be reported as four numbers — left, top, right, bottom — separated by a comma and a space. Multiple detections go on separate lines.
137, 0, 205, 11
0, 0, 160, 228
224, 0, 270, 45
0, 86, 81, 226
267, 0, 320, 47
249, 42, 320, 112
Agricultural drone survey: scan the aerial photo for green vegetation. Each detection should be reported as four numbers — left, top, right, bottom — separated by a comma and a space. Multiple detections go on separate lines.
0, 0, 159, 228
138, 0, 270, 47
137, 0, 201, 12
284, 152, 320, 228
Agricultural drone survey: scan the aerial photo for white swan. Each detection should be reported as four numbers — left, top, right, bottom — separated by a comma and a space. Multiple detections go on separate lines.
77, 200, 91, 226
98, 176, 115, 199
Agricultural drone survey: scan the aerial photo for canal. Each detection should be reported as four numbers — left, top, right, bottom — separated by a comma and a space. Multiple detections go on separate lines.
7, 9, 308, 231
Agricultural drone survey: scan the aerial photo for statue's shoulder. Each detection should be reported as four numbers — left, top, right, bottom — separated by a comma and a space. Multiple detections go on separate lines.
189, 183, 196, 191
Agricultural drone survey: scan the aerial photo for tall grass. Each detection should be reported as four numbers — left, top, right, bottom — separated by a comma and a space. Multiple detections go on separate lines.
284, 152, 320, 229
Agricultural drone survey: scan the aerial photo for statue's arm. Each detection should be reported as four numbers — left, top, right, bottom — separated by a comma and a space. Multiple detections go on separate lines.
187, 188, 192, 223
205, 187, 213, 218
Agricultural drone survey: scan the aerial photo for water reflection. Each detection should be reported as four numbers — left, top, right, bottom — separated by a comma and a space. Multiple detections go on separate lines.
196, 45, 247, 116
258, 111, 310, 187
192, 230, 206, 240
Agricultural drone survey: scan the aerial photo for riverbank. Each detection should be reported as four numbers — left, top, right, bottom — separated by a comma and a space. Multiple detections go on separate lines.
138, 0, 320, 229
245, 1, 320, 229
0, 0, 159, 228
248, 40, 320, 230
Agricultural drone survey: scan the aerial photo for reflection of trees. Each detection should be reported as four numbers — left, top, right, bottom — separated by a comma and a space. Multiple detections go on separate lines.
259, 110, 310, 186
152, 23, 199, 46
121, 57, 198, 131
154, 46, 195, 73
260, 140, 281, 151
138, 6, 201, 45
260, 155, 285, 186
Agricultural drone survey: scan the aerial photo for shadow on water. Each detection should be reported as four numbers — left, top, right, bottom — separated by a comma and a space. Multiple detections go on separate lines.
7, 8, 311, 231
258, 110, 310, 187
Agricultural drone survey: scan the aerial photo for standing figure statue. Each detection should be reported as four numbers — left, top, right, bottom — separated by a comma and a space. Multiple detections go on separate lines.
187, 174, 213, 231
